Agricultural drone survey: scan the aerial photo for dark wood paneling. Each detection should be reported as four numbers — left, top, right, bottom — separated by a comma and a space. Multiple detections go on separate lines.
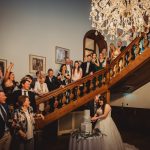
112, 106, 150, 134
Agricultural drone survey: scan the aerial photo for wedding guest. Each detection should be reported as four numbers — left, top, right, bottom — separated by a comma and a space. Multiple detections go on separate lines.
24, 75, 34, 90
34, 74, 49, 96
110, 43, 120, 60
57, 64, 71, 104
45, 69, 60, 92
57, 64, 71, 86
71, 61, 82, 100
45, 69, 60, 112
35, 71, 42, 82
101, 48, 107, 60
0, 90, 11, 150
12, 79, 37, 112
65, 57, 72, 79
99, 53, 106, 69
2, 63, 18, 105
81, 54, 95, 77
81, 54, 95, 93
72, 61, 82, 82
12, 95, 44, 150
92, 53, 100, 72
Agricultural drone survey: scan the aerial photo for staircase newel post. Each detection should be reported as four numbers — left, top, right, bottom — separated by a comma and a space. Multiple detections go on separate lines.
106, 58, 110, 85
106, 90, 110, 104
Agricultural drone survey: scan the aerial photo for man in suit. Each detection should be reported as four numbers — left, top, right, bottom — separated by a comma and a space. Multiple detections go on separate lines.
45, 68, 60, 111
81, 54, 95, 94
0, 90, 11, 150
12, 79, 37, 112
45, 69, 60, 143
81, 54, 95, 77
45, 68, 60, 92
89, 94, 100, 128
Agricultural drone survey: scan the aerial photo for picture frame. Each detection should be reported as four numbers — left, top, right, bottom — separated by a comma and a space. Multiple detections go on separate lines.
0, 59, 7, 76
29, 55, 46, 74
55, 46, 70, 64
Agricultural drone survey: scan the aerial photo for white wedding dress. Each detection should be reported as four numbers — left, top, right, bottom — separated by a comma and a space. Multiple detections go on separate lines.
95, 107, 139, 150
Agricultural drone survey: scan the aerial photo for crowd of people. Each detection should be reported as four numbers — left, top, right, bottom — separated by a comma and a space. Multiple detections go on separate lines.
0, 35, 146, 150
0, 51, 109, 150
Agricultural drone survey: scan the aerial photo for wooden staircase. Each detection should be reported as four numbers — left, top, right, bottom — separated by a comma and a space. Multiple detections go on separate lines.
35, 36, 150, 128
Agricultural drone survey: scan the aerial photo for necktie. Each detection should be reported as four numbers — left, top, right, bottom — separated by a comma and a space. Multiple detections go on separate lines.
24, 91, 27, 96
0, 105, 7, 122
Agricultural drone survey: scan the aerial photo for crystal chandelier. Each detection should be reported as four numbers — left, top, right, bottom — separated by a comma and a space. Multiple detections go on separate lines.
90, 0, 150, 40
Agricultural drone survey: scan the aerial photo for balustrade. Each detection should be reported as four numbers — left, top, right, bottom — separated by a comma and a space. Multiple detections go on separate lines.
35, 35, 150, 126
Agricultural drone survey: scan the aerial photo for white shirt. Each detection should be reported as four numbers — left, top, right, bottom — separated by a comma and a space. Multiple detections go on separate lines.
22, 89, 29, 96
66, 64, 71, 76
86, 62, 90, 74
34, 81, 49, 94
24, 110, 34, 139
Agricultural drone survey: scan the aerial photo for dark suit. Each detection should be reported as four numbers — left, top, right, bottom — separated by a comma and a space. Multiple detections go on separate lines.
45, 76, 60, 91
0, 115, 5, 139
120, 46, 126, 52
81, 61, 95, 77
45, 76, 60, 143
0, 104, 9, 139
81, 61, 95, 94
88, 100, 98, 128
12, 90, 37, 112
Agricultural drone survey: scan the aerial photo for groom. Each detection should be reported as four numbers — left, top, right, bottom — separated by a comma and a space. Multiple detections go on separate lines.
89, 95, 100, 128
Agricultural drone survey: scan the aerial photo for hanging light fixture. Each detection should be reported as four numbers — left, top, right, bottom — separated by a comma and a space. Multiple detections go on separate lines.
89, 0, 150, 40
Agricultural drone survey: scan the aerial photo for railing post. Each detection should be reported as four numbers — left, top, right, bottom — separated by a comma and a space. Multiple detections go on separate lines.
106, 90, 110, 104
106, 58, 110, 85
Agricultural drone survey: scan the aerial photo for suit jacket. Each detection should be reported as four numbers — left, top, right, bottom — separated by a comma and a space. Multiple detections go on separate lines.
45, 76, 60, 91
0, 104, 9, 139
120, 46, 126, 52
81, 61, 95, 77
12, 90, 37, 112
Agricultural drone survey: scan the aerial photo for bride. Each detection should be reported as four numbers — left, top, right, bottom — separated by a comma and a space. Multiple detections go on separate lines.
91, 95, 139, 150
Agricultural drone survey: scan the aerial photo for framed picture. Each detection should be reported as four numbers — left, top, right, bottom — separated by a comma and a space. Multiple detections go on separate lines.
0, 59, 7, 76
29, 55, 46, 74
55, 46, 70, 64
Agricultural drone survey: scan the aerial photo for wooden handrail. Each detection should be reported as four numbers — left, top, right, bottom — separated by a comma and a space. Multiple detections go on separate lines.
36, 68, 107, 105
37, 85, 108, 128
35, 35, 150, 127
110, 36, 141, 67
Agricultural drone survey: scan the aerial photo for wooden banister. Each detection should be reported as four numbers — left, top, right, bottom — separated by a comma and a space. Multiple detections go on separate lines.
36, 85, 108, 128
110, 36, 140, 66
36, 69, 107, 105
35, 35, 150, 128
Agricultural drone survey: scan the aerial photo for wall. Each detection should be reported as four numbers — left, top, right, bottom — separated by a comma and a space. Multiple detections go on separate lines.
0, 0, 91, 81
110, 82, 150, 108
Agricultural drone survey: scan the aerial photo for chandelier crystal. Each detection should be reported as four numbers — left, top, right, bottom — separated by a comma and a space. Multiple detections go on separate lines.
90, 0, 150, 40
